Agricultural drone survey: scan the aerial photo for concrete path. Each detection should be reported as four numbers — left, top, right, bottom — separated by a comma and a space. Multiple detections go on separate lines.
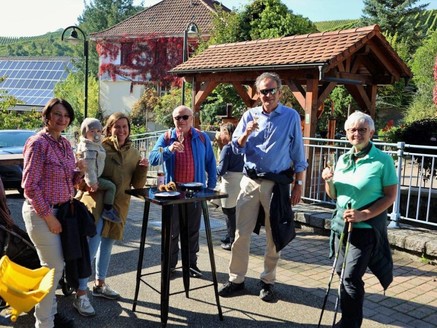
3, 194, 437, 328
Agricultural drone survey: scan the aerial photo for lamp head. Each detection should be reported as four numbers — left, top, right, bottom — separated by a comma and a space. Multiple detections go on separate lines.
186, 23, 198, 35
66, 28, 81, 45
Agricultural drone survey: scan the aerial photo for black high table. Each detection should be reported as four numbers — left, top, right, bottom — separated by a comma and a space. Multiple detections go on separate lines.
126, 187, 228, 327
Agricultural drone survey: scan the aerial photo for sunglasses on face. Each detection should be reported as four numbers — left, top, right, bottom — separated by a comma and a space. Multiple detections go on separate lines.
173, 115, 191, 121
259, 88, 278, 96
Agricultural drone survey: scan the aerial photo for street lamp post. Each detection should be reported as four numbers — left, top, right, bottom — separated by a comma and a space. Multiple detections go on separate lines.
61, 25, 89, 118
181, 22, 198, 105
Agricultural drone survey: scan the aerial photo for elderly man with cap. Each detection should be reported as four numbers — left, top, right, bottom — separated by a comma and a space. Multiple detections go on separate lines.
76, 118, 121, 223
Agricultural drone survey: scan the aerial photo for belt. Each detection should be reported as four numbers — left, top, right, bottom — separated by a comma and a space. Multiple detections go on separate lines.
25, 199, 65, 208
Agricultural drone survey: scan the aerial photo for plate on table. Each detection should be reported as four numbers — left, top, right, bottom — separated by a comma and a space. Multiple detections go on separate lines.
179, 182, 204, 190
154, 191, 181, 198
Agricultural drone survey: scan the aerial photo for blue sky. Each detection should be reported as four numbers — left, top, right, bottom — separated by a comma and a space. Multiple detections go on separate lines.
222, 0, 437, 21
1, 0, 436, 37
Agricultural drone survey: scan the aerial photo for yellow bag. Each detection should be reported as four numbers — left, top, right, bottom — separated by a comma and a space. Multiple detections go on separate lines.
0, 255, 54, 322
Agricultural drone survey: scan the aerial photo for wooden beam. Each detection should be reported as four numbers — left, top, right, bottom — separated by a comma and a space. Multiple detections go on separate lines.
303, 78, 320, 194
232, 82, 257, 108
194, 81, 218, 105
368, 84, 377, 118
286, 79, 306, 109
367, 40, 401, 81
344, 84, 372, 112
317, 82, 337, 106
180, 68, 320, 84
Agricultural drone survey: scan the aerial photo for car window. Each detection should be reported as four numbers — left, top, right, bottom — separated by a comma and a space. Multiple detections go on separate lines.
0, 132, 35, 148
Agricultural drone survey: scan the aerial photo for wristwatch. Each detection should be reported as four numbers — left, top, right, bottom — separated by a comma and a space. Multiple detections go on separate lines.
296, 180, 303, 186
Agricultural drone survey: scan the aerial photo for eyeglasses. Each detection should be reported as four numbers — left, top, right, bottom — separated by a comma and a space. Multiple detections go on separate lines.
347, 128, 368, 135
173, 115, 191, 121
259, 88, 278, 96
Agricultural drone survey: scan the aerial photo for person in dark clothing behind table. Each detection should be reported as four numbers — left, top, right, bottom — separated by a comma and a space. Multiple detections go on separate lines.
322, 110, 397, 327
216, 123, 244, 250
218, 72, 308, 302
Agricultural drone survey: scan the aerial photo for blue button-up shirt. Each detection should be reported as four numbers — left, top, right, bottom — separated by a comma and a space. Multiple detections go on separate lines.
231, 103, 307, 174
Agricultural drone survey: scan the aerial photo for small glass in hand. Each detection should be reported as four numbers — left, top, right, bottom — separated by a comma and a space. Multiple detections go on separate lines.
253, 113, 260, 130
177, 132, 185, 152
139, 141, 147, 160
326, 153, 336, 173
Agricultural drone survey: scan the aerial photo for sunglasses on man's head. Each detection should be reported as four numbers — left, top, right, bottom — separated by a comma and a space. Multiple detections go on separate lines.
173, 115, 191, 121
259, 88, 278, 96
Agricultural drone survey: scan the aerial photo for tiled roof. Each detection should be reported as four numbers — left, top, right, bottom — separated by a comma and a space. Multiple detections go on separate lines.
170, 25, 411, 79
90, 0, 229, 40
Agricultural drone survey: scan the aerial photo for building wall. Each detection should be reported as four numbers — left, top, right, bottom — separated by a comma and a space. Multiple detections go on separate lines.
99, 80, 143, 117
99, 80, 163, 131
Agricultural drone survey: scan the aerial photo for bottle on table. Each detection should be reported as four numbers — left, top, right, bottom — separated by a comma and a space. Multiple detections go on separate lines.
157, 147, 165, 187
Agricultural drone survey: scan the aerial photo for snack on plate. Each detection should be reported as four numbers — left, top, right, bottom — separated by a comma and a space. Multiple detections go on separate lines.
158, 181, 177, 192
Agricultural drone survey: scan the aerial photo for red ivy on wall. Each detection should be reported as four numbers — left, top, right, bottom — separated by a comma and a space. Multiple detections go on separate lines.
96, 34, 194, 87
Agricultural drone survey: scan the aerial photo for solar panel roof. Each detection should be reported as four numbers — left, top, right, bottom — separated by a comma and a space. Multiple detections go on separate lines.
0, 57, 74, 107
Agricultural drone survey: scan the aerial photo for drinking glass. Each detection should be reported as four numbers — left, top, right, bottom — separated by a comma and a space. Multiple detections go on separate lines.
326, 153, 336, 173
178, 132, 185, 152
139, 141, 147, 160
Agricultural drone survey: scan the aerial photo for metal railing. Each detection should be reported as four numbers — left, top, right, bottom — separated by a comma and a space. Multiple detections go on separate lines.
131, 130, 166, 183
302, 137, 437, 228
130, 132, 437, 228
131, 130, 167, 153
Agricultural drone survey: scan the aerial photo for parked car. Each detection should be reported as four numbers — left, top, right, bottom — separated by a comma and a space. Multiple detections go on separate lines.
0, 130, 36, 196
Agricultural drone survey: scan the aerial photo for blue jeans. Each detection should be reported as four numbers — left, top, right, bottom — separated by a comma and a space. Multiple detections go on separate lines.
78, 218, 116, 290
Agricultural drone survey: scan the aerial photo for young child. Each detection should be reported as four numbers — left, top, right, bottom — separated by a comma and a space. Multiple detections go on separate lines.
77, 118, 121, 223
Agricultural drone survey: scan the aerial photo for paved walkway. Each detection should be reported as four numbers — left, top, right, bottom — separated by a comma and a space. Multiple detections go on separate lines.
4, 195, 437, 327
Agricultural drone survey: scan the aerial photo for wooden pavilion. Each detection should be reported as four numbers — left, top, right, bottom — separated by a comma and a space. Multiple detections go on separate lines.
170, 25, 412, 139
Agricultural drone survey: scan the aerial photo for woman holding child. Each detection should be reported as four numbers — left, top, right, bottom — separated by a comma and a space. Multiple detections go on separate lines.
75, 112, 148, 316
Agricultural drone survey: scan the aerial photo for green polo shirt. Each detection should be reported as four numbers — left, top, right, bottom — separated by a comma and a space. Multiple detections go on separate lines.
333, 145, 398, 228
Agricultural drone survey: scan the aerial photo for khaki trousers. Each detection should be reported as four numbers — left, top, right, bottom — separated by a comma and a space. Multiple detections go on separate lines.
229, 175, 280, 285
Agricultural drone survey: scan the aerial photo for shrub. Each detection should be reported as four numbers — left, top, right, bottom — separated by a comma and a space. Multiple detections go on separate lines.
395, 118, 437, 182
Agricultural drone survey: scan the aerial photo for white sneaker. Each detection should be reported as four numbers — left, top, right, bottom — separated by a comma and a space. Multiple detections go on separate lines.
92, 284, 120, 300
73, 294, 96, 317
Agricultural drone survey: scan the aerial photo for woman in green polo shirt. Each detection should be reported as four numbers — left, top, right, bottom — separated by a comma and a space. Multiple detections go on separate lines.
322, 111, 398, 328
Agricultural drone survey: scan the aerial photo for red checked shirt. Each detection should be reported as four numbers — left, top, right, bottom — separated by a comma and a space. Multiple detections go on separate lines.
174, 132, 195, 183
22, 130, 82, 218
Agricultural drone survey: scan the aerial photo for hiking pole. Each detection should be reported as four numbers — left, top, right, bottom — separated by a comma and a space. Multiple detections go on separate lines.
332, 204, 353, 327
317, 221, 348, 327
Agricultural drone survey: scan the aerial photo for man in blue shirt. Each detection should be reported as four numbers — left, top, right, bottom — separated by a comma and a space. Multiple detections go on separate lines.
218, 72, 307, 302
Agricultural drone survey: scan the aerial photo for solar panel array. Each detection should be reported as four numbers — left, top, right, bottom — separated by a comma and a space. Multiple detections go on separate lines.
0, 57, 73, 107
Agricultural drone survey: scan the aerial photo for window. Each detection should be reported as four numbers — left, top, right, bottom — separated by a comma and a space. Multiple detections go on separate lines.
121, 43, 133, 65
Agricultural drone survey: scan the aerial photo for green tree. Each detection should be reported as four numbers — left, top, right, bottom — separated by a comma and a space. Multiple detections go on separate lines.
404, 29, 437, 122
206, 7, 241, 46
78, 0, 144, 34
361, 0, 429, 56
193, 0, 318, 128
153, 88, 188, 128
131, 84, 160, 133
238, 0, 317, 41
0, 110, 42, 130
0, 77, 42, 129
54, 72, 100, 124
0, 76, 21, 111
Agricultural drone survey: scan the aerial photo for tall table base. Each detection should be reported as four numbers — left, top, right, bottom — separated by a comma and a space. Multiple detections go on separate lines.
132, 199, 223, 327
